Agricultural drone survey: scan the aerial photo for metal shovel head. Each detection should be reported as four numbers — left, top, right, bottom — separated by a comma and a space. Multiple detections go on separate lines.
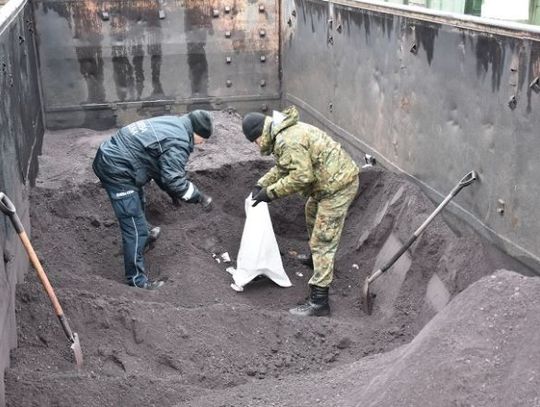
71, 332, 83, 368
362, 278, 373, 315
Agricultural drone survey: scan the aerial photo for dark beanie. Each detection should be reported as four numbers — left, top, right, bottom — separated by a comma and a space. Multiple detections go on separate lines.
188, 110, 213, 139
242, 112, 266, 142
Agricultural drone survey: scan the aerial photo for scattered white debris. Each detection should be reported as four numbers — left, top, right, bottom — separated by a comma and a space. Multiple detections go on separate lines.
221, 252, 231, 263
352, 264, 359, 270
295, 272, 304, 277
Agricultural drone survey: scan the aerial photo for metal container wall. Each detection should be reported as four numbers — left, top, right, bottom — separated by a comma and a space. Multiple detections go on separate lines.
34, 0, 280, 129
281, 0, 540, 271
0, 0, 44, 404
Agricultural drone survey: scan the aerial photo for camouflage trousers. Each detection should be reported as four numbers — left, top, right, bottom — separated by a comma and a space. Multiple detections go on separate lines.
305, 177, 359, 287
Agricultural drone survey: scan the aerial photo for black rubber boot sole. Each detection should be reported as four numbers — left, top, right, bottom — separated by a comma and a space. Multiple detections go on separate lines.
289, 302, 330, 317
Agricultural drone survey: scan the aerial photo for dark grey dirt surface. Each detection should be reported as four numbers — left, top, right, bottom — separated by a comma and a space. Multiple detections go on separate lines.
5, 111, 539, 406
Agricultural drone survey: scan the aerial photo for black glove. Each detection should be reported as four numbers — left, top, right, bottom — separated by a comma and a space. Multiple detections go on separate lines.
251, 185, 262, 198
171, 197, 181, 207
199, 192, 213, 212
252, 188, 272, 207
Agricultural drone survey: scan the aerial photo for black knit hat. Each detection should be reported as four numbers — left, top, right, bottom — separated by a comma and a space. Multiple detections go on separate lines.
242, 112, 266, 142
188, 110, 213, 139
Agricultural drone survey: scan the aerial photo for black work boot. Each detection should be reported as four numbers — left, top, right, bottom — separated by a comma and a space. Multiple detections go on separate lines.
297, 253, 314, 270
289, 285, 330, 317
141, 279, 164, 290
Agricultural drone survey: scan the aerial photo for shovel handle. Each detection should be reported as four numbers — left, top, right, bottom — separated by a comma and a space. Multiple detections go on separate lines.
0, 193, 75, 342
457, 171, 477, 188
18, 231, 68, 325
0, 192, 16, 214
369, 170, 478, 281
0, 193, 24, 233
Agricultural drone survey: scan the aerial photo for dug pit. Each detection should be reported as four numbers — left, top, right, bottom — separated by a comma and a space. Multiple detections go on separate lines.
5, 111, 533, 406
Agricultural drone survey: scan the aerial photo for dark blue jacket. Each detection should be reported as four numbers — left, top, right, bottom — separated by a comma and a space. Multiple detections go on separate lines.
93, 115, 200, 202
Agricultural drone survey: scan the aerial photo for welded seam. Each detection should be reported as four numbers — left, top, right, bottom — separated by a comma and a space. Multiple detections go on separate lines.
286, 92, 540, 273
24, 115, 41, 182
44, 94, 282, 113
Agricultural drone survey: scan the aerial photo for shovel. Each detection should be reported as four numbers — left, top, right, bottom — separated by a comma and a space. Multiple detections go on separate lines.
362, 171, 478, 315
0, 192, 83, 367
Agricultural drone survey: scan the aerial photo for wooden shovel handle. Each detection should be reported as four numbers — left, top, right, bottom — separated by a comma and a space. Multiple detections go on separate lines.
1, 192, 76, 343
18, 230, 65, 318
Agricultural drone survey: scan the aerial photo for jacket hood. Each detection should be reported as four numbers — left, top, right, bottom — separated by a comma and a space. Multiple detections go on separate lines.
258, 106, 300, 156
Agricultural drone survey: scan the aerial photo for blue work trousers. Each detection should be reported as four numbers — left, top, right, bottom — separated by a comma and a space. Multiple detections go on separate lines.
104, 185, 149, 287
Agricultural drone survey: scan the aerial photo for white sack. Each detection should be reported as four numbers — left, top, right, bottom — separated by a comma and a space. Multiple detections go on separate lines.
229, 195, 292, 290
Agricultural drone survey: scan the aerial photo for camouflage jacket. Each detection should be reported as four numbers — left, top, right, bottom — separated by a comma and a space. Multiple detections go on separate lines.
257, 106, 359, 200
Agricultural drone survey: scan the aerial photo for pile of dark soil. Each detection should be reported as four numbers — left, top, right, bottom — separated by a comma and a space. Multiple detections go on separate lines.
5, 111, 537, 406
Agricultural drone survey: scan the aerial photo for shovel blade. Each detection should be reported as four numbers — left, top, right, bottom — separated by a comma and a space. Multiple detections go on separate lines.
362, 278, 373, 315
70, 332, 83, 368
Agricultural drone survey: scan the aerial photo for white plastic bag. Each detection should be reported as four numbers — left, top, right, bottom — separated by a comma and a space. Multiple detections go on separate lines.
228, 195, 292, 291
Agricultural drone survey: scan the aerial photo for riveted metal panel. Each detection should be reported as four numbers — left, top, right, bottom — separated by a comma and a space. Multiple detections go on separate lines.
0, 0, 44, 405
282, 0, 540, 272
33, 0, 280, 129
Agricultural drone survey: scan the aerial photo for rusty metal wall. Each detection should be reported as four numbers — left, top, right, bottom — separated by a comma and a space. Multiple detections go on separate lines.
0, 0, 44, 405
282, 0, 540, 272
33, 0, 280, 129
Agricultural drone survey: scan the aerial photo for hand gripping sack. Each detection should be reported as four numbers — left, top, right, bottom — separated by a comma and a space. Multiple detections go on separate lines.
230, 195, 292, 290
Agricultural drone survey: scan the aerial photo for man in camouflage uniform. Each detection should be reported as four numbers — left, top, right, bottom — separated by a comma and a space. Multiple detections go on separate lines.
242, 106, 359, 316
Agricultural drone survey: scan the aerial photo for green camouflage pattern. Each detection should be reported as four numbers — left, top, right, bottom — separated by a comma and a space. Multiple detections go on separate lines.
257, 106, 359, 200
306, 178, 359, 287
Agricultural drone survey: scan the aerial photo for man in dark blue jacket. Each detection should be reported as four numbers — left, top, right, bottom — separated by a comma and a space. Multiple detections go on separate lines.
93, 111, 214, 290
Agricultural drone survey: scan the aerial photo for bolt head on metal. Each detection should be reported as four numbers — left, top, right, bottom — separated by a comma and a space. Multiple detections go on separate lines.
213, 9, 219, 17
260, 80, 266, 87
226, 80, 232, 87
101, 11, 109, 21
226, 56, 232, 64
261, 104, 268, 112
496, 199, 505, 215
259, 29, 266, 37
159, 9, 166, 19
225, 31, 231, 38
225, 6, 231, 13
260, 55, 266, 62
259, 4, 265, 12
508, 95, 517, 110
